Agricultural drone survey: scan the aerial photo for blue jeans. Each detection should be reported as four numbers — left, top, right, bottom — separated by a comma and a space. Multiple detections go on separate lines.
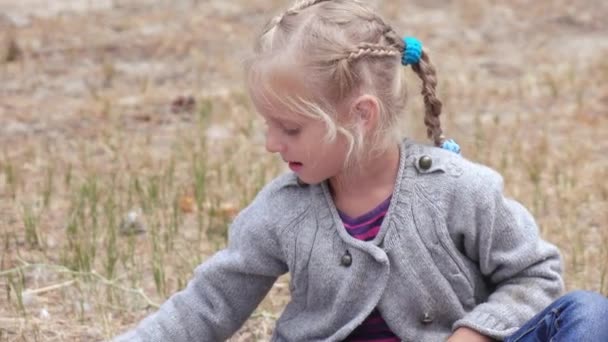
505, 290, 608, 342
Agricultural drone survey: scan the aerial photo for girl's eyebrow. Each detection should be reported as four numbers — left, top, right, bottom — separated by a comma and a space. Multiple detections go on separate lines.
265, 115, 303, 127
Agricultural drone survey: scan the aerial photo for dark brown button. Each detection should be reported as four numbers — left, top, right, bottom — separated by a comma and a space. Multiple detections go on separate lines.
341, 251, 352, 267
418, 155, 432, 170
421, 312, 433, 324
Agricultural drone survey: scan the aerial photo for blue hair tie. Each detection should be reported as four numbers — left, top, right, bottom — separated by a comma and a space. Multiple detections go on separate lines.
402, 36, 423, 65
441, 139, 461, 154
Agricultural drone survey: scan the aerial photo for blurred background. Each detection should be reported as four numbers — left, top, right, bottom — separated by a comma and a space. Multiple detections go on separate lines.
1, 0, 607, 340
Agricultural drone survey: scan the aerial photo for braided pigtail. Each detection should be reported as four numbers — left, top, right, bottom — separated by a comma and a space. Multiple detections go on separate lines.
257, 0, 331, 52
285, 0, 331, 15
410, 50, 444, 147
336, 42, 400, 98
402, 38, 460, 153
346, 42, 400, 62
276, 0, 332, 29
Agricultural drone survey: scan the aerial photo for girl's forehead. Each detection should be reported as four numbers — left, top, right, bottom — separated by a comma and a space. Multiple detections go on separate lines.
250, 68, 315, 120
254, 96, 308, 125
266, 67, 311, 98
249, 59, 351, 123
251, 57, 312, 95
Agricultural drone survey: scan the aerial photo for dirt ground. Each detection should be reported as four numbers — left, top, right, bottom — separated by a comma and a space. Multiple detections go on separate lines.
2, 0, 608, 154
1, 0, 607, 341
2, 0, 608, 149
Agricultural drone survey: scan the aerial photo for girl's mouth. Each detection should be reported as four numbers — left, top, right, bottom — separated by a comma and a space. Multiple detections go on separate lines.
288, 162, 303, 172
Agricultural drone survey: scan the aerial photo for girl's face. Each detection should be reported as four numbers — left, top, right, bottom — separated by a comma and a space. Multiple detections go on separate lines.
249, 66, 357, 185
259, 106, 350, 185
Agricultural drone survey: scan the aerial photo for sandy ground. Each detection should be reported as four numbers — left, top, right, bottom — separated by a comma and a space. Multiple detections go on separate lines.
2, 0, 608, 143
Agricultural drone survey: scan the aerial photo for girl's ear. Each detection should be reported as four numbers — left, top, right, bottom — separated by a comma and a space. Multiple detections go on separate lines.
350, 94, 380, 131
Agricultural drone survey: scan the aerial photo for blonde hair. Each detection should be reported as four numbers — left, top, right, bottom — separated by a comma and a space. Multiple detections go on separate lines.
245, 0, 445, 166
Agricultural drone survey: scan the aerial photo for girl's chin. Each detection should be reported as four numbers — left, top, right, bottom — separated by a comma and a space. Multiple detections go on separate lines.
295, 174, 325, 186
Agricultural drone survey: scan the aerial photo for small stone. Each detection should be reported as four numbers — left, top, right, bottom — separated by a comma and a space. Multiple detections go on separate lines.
170, 95, 196, 114
119, 209, 146, 236
21, 290, 38, 307
39, 308, 50, 320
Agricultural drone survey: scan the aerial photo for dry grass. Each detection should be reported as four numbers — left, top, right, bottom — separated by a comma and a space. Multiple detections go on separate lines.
0, 0, 607, 341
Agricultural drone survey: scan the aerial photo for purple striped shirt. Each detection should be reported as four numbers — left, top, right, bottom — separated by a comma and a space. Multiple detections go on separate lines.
339, 196, 399, 342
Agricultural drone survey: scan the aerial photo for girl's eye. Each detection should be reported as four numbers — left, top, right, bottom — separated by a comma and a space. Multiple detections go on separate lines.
283, 128, 301, 136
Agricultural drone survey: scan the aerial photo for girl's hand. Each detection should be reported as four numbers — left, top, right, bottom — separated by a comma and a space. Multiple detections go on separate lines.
447, 327, 495, 342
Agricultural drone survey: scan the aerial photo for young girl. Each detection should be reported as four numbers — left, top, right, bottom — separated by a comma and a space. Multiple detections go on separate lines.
115, 1, 608, 341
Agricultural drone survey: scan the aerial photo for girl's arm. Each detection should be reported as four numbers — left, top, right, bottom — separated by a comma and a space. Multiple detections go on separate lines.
451, 167, 563, 340
113, 194, 288, 342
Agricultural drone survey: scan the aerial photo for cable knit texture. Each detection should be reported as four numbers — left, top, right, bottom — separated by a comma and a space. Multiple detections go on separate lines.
113, 139, 564, 342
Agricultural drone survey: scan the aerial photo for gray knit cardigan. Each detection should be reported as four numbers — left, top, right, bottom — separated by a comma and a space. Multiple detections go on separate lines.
114, 139, 563, 342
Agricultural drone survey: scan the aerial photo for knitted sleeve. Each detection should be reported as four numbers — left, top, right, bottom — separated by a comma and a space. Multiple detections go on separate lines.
112, 187, 288, 342
451, 166, 564, 340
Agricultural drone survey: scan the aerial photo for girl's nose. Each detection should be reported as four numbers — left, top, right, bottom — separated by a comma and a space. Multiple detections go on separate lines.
265, 131, 285, 153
